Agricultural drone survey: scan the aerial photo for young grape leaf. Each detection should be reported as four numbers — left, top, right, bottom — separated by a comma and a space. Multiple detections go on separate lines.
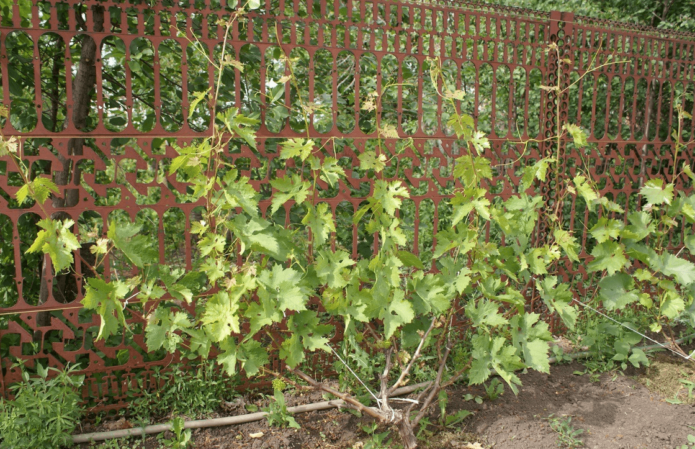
82, 278, 130, 341
640, 179, 674, 206
269, 174, 311, 214
302, 202, 336, 247
359, 150, 387, 173
587, 241, 628, 276
563, 123, 588, 147
107, 221, 159, 269
26, 218, 81, 273
373, 180, 410, 217
553, 229, 579, 262
280, 138, 314, 161
382, 290, 415, 339
396, 250, 424, 270
589, 218, 624, 243
573, 175, 598, 212
510, 313, 552, 373
201, 291, 240, 342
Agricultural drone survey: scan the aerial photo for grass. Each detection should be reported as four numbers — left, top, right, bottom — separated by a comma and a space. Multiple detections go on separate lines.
639, 353, 695, 405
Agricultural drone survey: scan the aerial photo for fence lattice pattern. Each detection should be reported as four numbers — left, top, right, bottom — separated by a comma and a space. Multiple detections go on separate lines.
1, 0, 694, 410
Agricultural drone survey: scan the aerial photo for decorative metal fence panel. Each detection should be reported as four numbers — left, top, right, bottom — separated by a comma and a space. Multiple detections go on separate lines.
0, 0, 693, 410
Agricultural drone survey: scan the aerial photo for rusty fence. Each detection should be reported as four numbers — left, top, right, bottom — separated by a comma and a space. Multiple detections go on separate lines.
1, 0, 694, 411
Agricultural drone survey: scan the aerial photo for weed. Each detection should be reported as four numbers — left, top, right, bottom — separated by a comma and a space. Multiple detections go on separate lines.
263, 389, 300, 429
0, 363, 84, 448
361, 423, 393, 449
680, 433, 695, 449
483, 378, 504, 401
463, 393, 484, 404
546, 414, 585, 448
157, 416, 193, 448
125, 361, 238, 423
680, 379, 695, 401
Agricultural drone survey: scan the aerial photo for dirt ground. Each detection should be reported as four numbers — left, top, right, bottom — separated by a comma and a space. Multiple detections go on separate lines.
81, 350, 695, 449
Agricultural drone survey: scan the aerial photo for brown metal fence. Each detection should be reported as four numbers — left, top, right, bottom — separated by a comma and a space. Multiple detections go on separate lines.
1, 0, 694, 411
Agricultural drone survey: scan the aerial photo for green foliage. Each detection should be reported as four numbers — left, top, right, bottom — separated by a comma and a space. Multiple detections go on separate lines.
483, 378, 505, 401
263, 389, 300, 429
5, 13, 695, 447
361, 423, 393, 449
0, 364, 84, 449
546, 414, 585, 449
157, 417, 193, 449
125, 361, 239, 423
26, 218, 80, 273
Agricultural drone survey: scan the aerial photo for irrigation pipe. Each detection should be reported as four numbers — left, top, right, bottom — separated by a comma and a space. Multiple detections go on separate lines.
72, 333, 695, 444
72, 381, 431, 443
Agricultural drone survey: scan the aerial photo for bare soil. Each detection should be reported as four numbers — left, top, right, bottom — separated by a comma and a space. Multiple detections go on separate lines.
81, 351, 695, 449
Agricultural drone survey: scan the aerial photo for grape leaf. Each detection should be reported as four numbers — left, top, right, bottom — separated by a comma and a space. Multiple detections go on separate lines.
589, 218, 624, 243
26, 218, 81, 273
510, 313, 552, 373
587, 241, 628, 276
553, 229, 579, 262
454, 155, 493, 187
466, 298, 507, 327
257, 264, 310, 312
447, 113, 474, 139
373, 180, 410, 217
652, 253, 695, 286
316, 249, 355, 289
382, 290, 415, 339
239, 340, 269, 376
621, 211, 654, 241
573, 175, 599, 212
82, 278, 130, 341
280, 138, 314, 161
598, 273, 639, 311
269, 174, 311, 214
661, 291, 685, 319
521, 158, 551, 190
217, 337, 238, 375
563, 123, 588, 147
319, 157, 346, 187
396, 250, 424, 270
640, 179, 674, 206
302, 202, 336, 247
201, 291, 240, 342
107, 221, 159, 269
359, 150, 387, 172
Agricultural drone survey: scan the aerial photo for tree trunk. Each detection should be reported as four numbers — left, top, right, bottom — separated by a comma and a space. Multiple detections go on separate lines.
35, 6, 104, 336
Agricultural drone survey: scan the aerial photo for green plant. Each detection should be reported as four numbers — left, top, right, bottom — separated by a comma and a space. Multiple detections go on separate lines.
483, 378, 504, 401
680, 434, 695, 449
681, 379, 695, 401
263, 388, 300, 429
6, 7, 695, 449
125, 361, 238, 423
680, 427, 695, 449
547, 414, 585, 448
157, 416, 193, 449
361, 423, 393, 449
0, 363, 84, 449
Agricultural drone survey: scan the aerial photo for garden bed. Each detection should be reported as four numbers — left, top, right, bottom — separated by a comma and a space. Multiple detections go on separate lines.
79, 348, 695, 449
